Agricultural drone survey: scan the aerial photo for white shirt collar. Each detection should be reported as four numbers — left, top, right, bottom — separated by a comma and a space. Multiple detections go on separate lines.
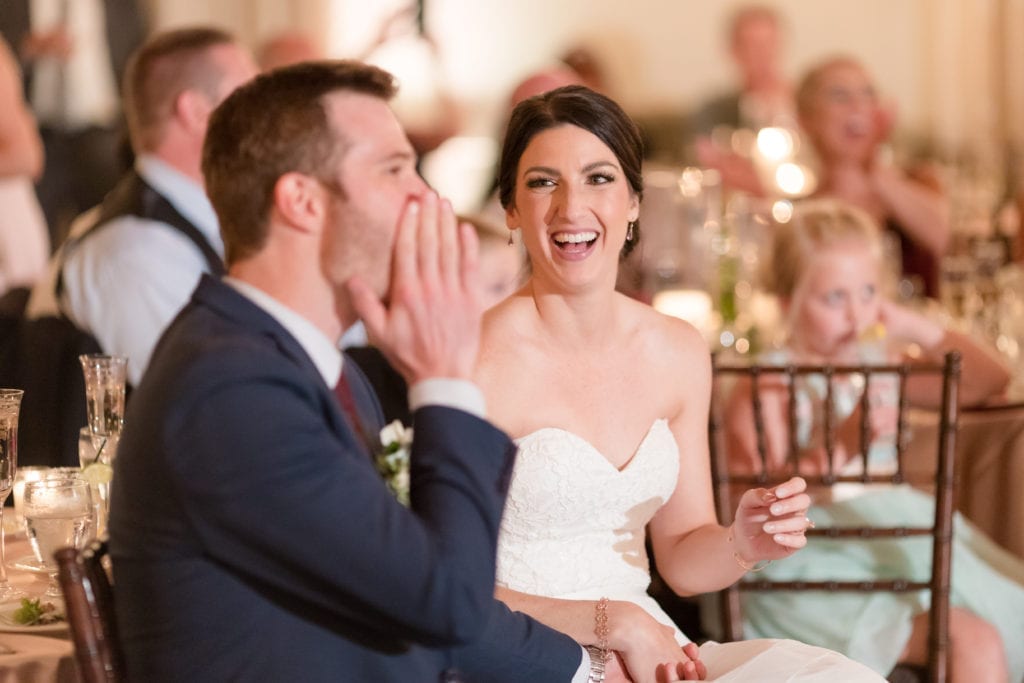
223, 277, 342, 387
136, 154, 224, 257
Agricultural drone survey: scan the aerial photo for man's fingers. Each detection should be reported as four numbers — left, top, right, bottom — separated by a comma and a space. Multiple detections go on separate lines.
347, 276, 386, 341
393, 197, 421, 290
437, 201, 460, 290
417, 192, 440, 288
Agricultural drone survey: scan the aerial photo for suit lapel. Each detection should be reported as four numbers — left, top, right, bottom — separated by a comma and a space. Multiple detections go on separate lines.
190, 275, 364, 455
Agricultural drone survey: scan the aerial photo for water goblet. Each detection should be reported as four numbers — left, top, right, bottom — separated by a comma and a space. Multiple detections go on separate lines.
23, 477, 93, 597
15, 467, 85, 536
0, 389, 28, 601
78, 354, 128, 460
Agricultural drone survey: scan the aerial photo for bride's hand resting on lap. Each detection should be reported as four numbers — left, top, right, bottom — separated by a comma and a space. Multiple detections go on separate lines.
606, 601, 707, 682
732, 476, 812, 564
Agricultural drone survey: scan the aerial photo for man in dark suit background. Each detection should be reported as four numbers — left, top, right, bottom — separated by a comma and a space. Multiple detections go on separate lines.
109, 60, 596, 682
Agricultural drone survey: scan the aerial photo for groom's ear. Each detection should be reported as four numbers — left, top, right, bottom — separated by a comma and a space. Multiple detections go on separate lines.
273, 172, 325, 235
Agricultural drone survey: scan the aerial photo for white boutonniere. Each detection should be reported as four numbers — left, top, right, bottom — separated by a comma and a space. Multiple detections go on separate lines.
376, 420, 412, 506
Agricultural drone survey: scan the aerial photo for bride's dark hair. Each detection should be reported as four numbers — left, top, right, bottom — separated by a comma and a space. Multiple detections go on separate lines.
497, 85, 645, 258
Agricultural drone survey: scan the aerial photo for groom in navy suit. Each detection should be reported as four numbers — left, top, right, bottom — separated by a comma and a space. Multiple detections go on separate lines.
109, 61, 597, 682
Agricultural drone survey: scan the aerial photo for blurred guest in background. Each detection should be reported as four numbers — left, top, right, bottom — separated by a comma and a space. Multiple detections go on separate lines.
460, 213, 524, 309
691, 6, 794, 197
560, 44, 608, 94
726, 199, 1019, 681
256, 30, 321, 71
0, 0, 147, 247
691, 5, 794, 137
0, 35, 48, 297
27, 27, 257, 387
796, 56, 950, 297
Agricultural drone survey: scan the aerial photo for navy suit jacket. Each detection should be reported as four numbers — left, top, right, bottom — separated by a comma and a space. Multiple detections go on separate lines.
109, 276, 579, 682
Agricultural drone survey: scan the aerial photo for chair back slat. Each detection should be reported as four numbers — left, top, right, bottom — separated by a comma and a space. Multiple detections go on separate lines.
822, 367, 836, 483
892, 366, 910, 484
858, 368, 872, 481
709, 352, 960, 683
56, 540, 124, 683
786, 365, 799, 472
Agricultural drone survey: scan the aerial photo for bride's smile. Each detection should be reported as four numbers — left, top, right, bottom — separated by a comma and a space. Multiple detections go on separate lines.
506, 123, 638, 285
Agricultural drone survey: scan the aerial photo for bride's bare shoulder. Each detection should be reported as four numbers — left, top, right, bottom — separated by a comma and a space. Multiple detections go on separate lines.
478, 291, 536, 369
482, 291, 533, 339
620, 295, 709, 361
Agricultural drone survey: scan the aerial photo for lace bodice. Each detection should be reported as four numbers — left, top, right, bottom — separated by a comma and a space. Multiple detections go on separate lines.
496, 419, 679, 599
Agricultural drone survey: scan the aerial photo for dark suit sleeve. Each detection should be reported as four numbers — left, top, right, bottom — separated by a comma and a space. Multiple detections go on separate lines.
168, 350, 516, 647
454, 601, 583, 682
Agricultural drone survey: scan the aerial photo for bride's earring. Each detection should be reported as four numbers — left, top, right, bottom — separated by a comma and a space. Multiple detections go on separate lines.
626, 221, 635, 242
508, 229, 515, 246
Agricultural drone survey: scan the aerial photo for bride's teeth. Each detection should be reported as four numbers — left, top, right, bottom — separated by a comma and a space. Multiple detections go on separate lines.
553, 231, 598, 244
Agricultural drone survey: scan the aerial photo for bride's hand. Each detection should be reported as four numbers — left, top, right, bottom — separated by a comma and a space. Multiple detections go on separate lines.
732, 476, 811, 563
607, 602, 707, 682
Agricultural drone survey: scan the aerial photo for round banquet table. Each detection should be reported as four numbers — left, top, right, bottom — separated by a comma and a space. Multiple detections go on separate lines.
905, 390, 1024, 560
0, 523, 78, 682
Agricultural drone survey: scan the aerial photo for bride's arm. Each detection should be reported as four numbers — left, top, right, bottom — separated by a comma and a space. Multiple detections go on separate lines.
495, 587, 701, 683
648, 322, 810, 596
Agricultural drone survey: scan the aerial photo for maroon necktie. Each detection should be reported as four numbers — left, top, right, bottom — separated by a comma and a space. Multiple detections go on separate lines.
334, 371, 374, 455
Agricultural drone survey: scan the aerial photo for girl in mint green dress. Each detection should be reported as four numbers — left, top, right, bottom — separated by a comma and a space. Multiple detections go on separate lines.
726, 199, 1023, 681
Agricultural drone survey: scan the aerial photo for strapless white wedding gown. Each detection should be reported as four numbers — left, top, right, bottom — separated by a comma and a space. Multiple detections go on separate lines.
497, 419, 884, 682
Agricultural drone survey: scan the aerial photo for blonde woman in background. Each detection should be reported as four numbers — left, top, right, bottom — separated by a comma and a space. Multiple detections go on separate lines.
796, 56, 950, 297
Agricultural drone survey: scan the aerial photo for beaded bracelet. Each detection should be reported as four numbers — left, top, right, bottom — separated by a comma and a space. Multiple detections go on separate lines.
727, 524, 773, 573
593, 597, 610, 657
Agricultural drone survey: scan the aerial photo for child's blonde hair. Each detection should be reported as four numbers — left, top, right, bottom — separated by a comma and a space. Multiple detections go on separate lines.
762, 198, 884, 301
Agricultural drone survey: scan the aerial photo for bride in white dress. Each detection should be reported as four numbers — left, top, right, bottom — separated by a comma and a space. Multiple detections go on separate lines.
474, 85, 884, 682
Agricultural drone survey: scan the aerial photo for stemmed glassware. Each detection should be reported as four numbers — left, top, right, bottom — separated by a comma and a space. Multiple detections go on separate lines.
0, 389, 28, 601
22, 478, 93, 597
78, 354, 127, 467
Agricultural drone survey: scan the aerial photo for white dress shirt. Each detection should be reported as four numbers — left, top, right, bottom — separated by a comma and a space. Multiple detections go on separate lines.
57, 154, 223, 386
223, 277, 486, 419
29, 0, 118, 129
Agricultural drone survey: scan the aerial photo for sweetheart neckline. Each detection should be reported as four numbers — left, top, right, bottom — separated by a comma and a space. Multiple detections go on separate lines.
515, 418, 671, 474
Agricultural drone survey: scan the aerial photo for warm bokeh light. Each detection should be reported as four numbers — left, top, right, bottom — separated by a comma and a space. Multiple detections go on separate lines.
756, 127, 794, 162
771, 199, 794, 223
775, 163, 809, 196
653, 289, 714, 334
678, 167, 705, 198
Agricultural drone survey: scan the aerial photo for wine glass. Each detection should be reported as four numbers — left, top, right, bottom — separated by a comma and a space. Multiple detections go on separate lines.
23, 477, 93, 597
78, 354, 128, 462
0, 389, 28, 601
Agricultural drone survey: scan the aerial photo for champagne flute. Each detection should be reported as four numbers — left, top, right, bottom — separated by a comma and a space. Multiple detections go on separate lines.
78, 354, 128, 463
0, 389, 28, 601
23, 478, 93, 597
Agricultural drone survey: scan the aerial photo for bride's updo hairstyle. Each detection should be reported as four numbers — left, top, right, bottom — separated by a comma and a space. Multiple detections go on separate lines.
497, 85, 645, 258
763, 198, 884, 306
